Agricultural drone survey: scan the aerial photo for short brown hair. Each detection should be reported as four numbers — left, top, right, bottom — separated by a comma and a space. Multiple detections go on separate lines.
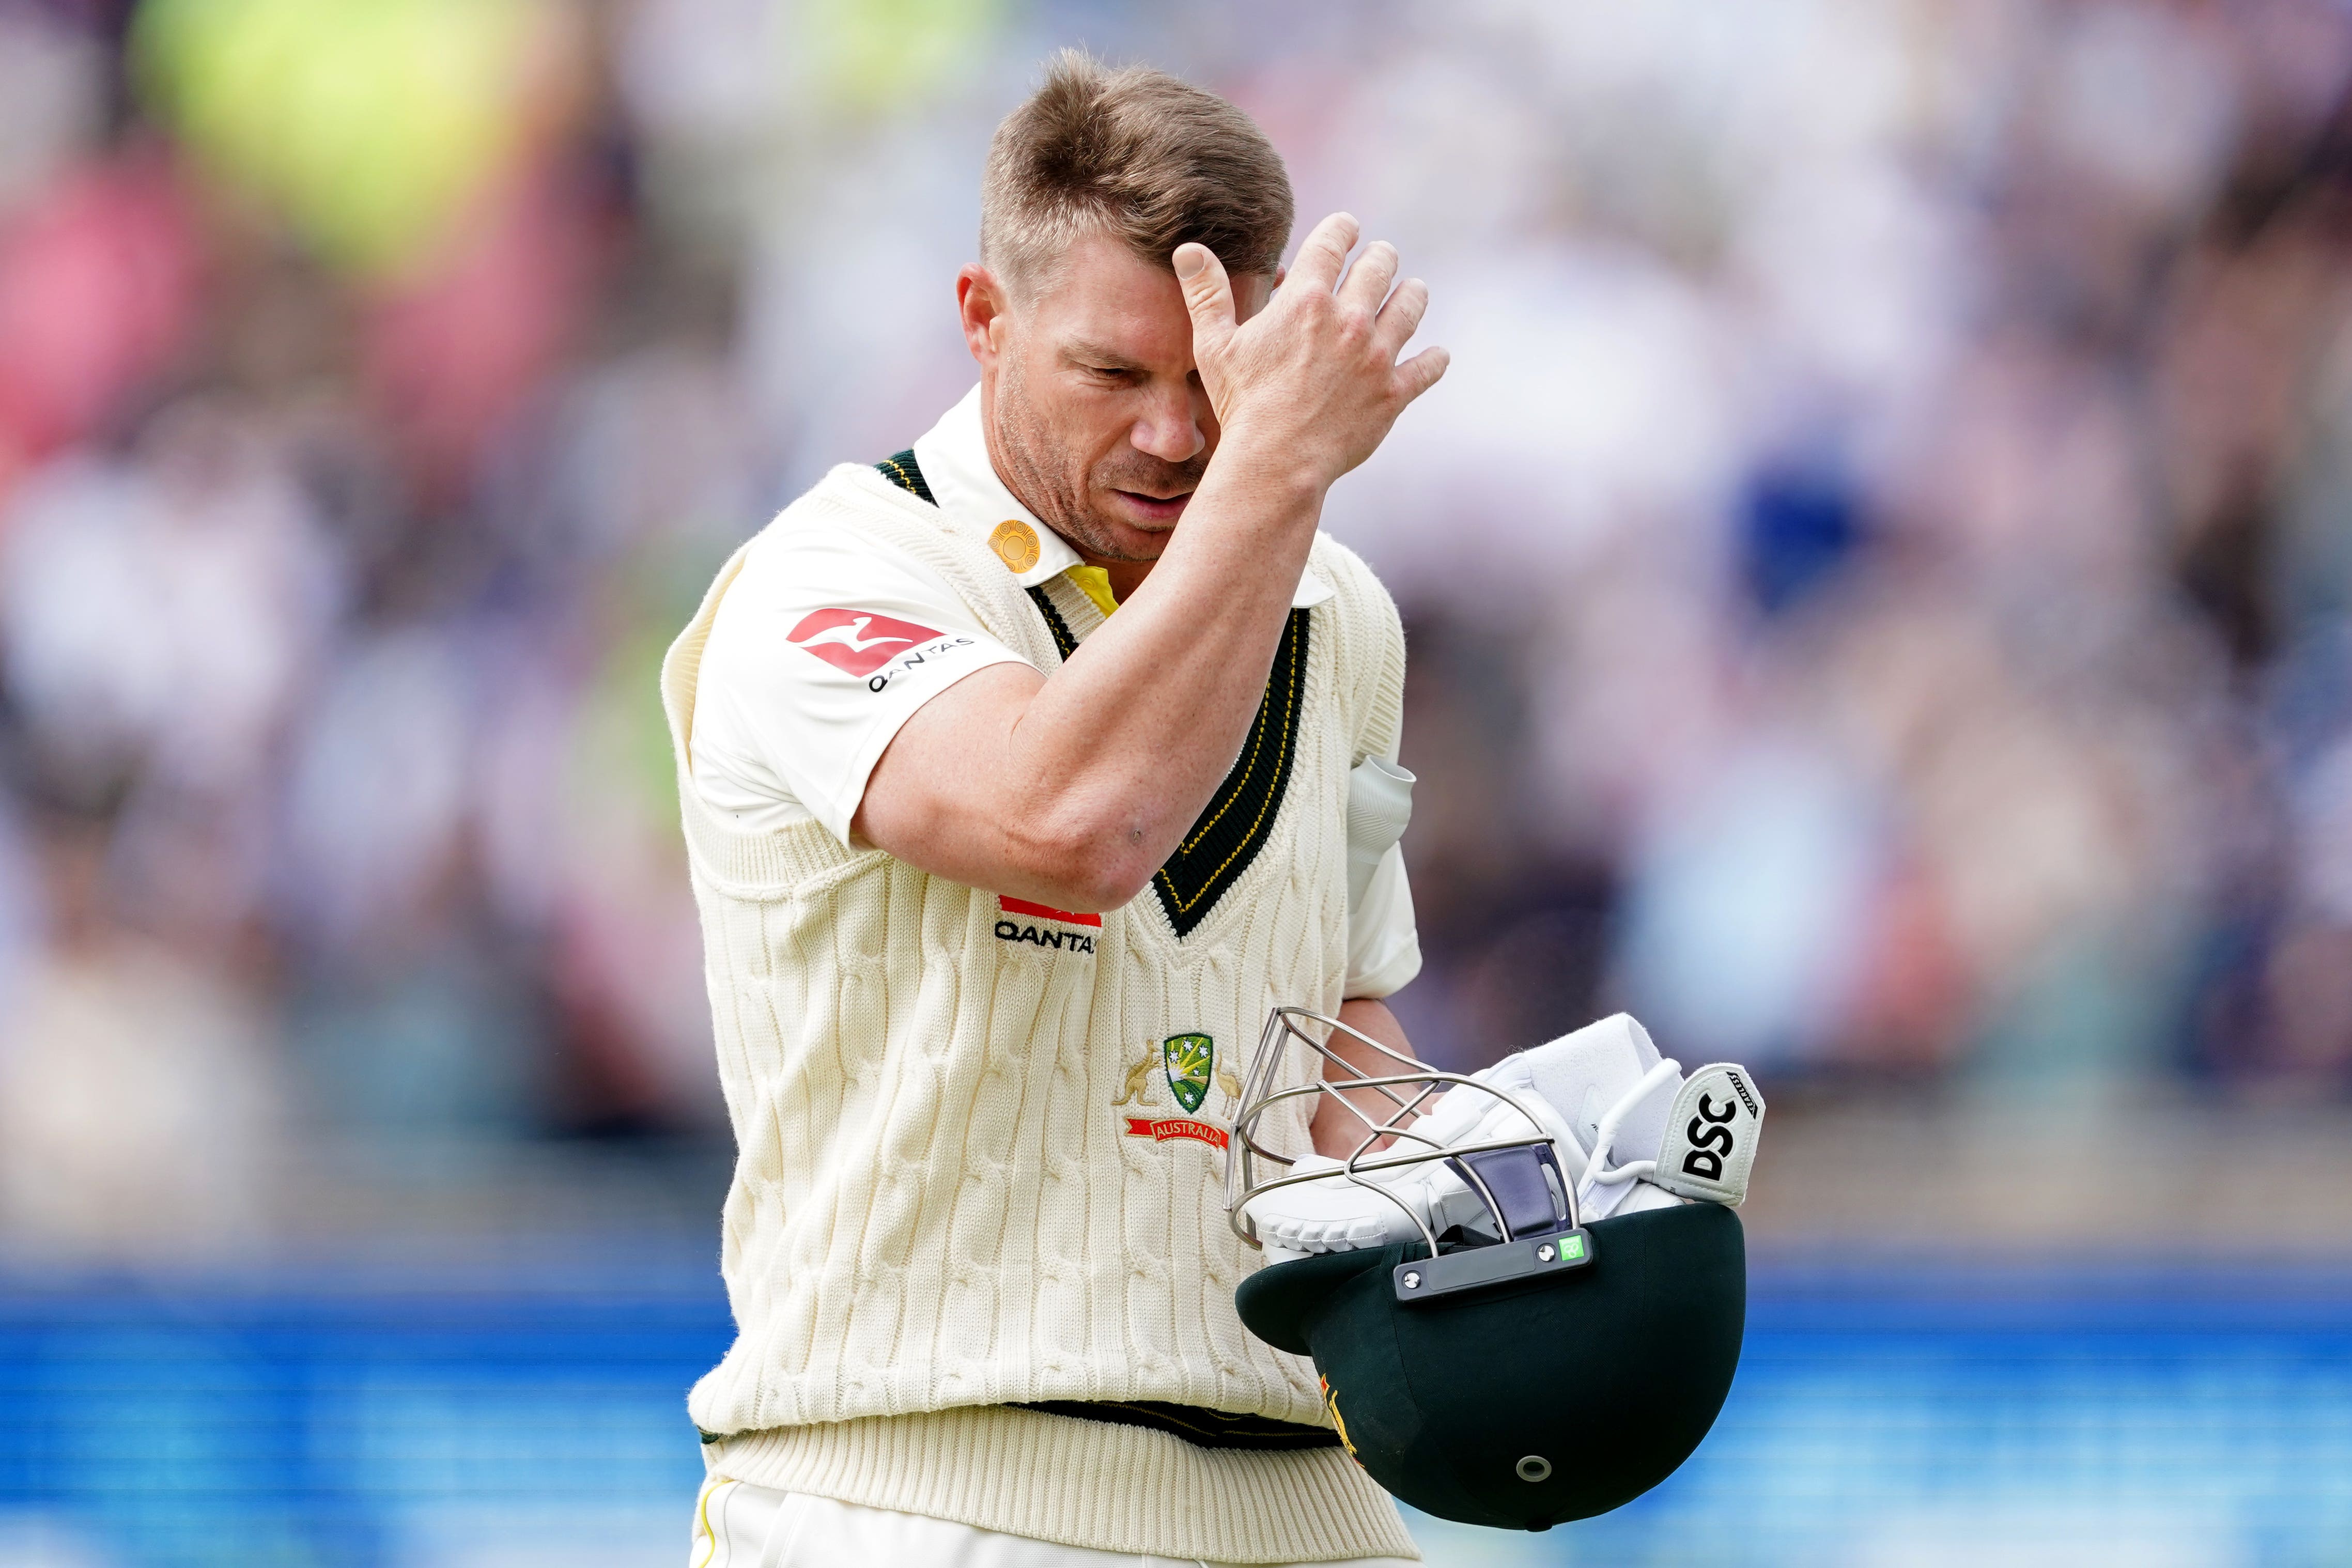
981, 51, 1294, 290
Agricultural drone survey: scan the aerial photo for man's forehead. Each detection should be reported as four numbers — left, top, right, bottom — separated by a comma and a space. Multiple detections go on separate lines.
1021, 232, 1272, 358
1029, 237, 1183, 322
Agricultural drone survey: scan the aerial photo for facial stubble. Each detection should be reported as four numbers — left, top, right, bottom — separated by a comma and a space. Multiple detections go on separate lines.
991, 354, 1208, 565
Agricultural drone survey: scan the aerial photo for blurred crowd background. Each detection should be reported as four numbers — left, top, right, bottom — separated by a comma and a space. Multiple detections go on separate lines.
4, 1, 2352, 1563
3, 0, 2352, 1261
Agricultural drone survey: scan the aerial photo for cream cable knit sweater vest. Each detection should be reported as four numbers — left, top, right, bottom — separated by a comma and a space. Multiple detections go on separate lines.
662, 464, 1416, 1562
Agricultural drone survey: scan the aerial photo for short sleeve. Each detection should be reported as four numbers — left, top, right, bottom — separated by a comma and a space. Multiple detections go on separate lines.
1345, 842, 1422, 998
689, 522, 1034, 843
1314, 537, 1420, 998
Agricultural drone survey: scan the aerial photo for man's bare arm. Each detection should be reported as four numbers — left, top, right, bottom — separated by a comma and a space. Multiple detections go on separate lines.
853, 214, 1447, 911
1311, 998, 1424, 1158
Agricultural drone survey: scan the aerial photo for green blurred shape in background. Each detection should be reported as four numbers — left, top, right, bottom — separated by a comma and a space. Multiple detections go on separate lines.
798, 0, 1001, 117
133, 0, 544, 279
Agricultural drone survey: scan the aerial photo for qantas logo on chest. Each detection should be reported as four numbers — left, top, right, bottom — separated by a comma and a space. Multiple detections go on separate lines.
993, 895, 1099, 954
786, 608, 943, 677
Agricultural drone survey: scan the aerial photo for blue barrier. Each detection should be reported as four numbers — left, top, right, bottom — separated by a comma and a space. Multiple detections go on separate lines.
1, 1256, 2348, 1566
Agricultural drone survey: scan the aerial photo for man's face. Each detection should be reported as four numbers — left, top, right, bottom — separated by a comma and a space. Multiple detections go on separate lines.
962, 232, 1273, 565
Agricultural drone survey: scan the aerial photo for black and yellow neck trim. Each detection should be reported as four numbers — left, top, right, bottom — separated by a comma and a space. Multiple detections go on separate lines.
876, 448, 934, 504
1146, 608, 1307, 936
1026, 586, 1078, 659
875, 447, 1307, 938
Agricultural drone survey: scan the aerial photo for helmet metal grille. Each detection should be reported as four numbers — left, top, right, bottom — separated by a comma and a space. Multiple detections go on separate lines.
1224, 1005, 1582, 1257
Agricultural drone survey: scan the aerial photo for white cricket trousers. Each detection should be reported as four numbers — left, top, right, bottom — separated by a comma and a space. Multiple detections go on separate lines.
688, 1477, 1421, 1568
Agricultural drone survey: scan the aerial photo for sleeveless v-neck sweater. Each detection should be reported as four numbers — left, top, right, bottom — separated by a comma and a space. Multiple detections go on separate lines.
661, 462, 1417, 1562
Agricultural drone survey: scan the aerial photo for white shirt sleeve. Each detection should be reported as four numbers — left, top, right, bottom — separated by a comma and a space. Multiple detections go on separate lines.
689, 521, 1034, 844
1344, 841, 1422, 999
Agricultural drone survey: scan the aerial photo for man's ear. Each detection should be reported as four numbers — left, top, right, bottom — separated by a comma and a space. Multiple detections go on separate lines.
957, 264, 1010, 365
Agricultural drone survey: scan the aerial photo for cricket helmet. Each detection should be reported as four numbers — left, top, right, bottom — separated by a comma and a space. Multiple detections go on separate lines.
1224, 1006, 1752, 1531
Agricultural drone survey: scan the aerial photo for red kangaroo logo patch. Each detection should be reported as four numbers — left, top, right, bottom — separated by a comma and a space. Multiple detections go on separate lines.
786, 609, 942, 677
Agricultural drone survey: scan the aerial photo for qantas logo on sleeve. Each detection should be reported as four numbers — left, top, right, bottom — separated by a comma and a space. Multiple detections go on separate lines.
786, 609, 943, 677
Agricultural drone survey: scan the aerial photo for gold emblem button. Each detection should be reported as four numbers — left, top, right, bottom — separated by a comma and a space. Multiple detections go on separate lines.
989, 519, 1041, 573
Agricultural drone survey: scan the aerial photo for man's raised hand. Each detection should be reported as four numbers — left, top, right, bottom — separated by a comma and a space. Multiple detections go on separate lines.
1174, 212, 1448, 493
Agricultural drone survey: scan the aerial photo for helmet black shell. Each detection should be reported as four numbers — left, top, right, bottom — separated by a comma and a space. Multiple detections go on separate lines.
1234, 1202, 1745, 1531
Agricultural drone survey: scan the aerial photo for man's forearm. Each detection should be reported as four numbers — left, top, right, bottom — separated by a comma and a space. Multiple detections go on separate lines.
852, 452, 1324, 911
1310, 998, 1425, 1158
1003, 451, 1325, 896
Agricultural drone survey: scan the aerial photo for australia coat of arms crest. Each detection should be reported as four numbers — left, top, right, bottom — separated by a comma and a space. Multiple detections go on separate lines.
1112, 1032, 1240, 1148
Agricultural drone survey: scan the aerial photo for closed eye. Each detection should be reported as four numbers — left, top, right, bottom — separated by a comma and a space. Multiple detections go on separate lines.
1064, 342, 1147, 382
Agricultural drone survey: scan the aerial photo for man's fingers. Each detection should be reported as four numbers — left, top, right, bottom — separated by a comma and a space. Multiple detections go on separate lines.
1394, 344, 1450, 401
1288, 212, 1360, 294
1372, 276, 1429, 355
1338, 240, 1399, 315
1174, 242, 1236, 361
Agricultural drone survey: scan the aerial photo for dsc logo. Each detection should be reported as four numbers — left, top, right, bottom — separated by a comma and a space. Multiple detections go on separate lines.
1662, 1065, 1761, 1203
1680, 1093, 1740, 1183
